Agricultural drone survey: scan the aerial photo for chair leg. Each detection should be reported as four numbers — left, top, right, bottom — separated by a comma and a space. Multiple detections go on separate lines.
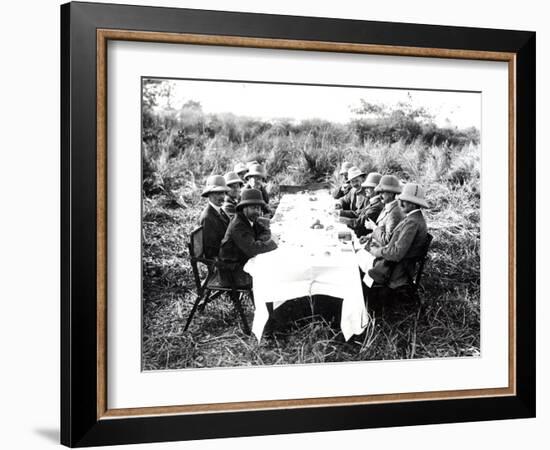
184, 291, 206, 331
411, 287, 421, 306
231, 290, 251, 335
248, 290, 255, 307
199, 290, 223, 312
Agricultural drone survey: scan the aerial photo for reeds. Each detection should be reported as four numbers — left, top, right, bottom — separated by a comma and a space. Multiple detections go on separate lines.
142, 287, 479, 369
141, 104, 480, 369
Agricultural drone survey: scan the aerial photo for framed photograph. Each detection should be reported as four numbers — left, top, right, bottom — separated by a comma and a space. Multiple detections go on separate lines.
61, 1, 535, 447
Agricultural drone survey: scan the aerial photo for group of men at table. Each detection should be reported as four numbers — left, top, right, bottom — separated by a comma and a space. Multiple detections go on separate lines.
198, 159, 430, 304
332, 162, 429, 298
199, 161, 278, 287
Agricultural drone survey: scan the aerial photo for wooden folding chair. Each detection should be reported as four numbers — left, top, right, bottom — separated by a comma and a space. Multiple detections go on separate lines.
184, 226, 252, 334
408, 232, 434, 304
367, 232, 433, 310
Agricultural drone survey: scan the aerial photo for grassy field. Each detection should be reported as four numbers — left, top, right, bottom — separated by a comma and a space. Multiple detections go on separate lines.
142, 185, 480, 370
141, 90, 480, 370
141, 150, 480, 370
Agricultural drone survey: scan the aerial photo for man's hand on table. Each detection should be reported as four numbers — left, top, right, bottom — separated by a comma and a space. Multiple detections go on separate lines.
334, 203, 342, 210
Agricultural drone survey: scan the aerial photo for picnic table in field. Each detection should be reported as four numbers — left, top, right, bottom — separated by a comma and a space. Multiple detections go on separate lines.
243, 189, 371, 342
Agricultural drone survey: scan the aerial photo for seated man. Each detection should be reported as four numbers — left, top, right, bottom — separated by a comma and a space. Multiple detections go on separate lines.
219, 189, 278, 286
351, 172, 383, 237
334, 166, 368, 218
332, 161, 353, 199
243, 163, 271, 215
234, 163, 248, 181
368, 183, 429, 300
361, 174, 404, 247
199, 175, 231, 259
222, 171, 244, 219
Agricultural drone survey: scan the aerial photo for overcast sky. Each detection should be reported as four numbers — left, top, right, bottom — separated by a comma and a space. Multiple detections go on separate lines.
147, 78, 480, 129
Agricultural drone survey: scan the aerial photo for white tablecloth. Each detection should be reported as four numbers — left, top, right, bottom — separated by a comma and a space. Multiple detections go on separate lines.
355, 248, 376, 287
243, 190, 370, 341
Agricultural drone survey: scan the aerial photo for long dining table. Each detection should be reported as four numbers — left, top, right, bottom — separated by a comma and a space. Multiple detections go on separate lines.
243, 189, 371, 342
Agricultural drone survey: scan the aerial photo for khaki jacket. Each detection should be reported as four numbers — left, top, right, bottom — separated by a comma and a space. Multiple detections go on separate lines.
357, 194, 384, 224
338, 187, 369, 213
371, 200, 405, 246
352, 195, 384, 237
379, 210, 429, 289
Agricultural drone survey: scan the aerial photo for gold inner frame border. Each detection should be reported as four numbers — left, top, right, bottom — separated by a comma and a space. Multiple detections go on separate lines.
96, 28, 517, 420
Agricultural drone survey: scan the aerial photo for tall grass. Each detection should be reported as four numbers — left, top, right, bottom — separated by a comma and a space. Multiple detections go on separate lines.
142, 100, 479, 197
141, 99, 481, 369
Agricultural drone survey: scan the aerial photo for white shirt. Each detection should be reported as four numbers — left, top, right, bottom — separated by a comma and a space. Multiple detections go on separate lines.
208, 201, 222, 214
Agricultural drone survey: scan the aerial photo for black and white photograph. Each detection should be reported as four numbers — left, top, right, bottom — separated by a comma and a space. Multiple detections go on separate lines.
141, 77, 481, 370
0, 0, 543, 447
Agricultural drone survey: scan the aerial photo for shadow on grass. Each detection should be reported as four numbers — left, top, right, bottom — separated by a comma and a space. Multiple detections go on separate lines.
143, 267, 480, 369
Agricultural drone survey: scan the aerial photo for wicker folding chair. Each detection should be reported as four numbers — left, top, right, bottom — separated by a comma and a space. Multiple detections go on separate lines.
184, 226, 252, 334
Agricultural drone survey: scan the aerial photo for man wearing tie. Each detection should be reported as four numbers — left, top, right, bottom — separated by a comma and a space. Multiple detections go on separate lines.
199, 175, 231, 259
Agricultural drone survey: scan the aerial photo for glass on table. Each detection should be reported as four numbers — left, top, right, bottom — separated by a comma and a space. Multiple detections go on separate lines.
337, 230, 352, 242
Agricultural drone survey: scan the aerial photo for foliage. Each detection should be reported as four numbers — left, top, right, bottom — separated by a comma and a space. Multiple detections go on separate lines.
350, 100, 479, 146
141, 81, 480, 197
141, 80, 481, 369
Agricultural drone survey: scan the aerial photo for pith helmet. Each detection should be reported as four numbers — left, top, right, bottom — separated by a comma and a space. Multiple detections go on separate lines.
346, 166, 366, 182
224, 171, 244, 186
362, 172, 383, 188
201, 175, 230, 197
244, 163, 267, 180
234, 163, 248, 175
374, 175, 402, 194
398, 183, 429, 208
236, 188, 266, 211
339, 162, 353, 175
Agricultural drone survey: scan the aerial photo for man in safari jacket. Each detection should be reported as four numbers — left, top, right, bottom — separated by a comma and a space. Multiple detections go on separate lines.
332, 162, 353, 199
353, 172, 383, 237
369, 174, 405, 246
335, 166, 369, 218
369, 183, 429, 290
234, 162, 248, 181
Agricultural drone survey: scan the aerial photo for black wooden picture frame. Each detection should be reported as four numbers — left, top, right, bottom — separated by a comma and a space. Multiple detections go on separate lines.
61, 1, 535, 447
